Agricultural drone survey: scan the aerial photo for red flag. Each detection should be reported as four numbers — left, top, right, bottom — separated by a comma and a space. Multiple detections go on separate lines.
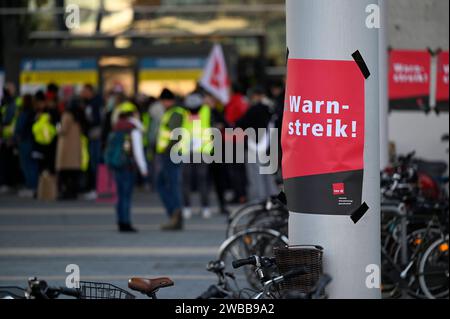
199, 44, 230, 104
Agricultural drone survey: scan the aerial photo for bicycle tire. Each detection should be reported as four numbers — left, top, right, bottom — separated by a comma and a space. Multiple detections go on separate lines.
226, 201, 266, 236
418, 235, 449, 299
218, 228, 288, 290
227, 206, 288, 238
390, 227, 441, 298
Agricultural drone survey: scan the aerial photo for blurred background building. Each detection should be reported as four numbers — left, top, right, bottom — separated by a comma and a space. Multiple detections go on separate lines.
0, 0, 449, 163
0, 0, 286, 97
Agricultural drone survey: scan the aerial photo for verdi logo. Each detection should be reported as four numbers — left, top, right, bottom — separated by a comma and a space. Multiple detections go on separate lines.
332, 183, 345, 196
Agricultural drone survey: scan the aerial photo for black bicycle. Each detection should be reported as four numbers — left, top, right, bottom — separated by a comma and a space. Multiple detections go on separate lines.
0, 276, 174, 299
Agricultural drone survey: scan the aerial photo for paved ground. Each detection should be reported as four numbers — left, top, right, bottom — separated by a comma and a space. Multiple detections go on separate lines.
0, 190, 233, 299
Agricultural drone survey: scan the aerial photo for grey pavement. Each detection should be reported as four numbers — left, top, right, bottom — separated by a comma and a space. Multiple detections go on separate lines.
0, 190, 233, 299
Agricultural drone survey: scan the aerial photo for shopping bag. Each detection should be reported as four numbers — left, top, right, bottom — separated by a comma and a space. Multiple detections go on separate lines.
96, 164, 117, 204
37, 170, 57, 201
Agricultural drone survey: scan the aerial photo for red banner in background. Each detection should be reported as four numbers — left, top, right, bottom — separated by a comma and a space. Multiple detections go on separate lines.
389, 50, 431, 111
436, 51, 449, 111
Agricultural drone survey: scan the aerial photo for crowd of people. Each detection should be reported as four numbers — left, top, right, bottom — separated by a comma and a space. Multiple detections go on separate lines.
0, 81, 285, 232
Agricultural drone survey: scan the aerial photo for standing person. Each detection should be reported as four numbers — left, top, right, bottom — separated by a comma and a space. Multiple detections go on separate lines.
236, 86, 278, 202
46, 83, 63, 117
14, 94, 39, 197
269, 80, 285, 176
224, 84, 249, 204
0, 83, 21, 193
203, 91, 231, 215
81, 84, 104, 200
147, 98, 165, 151
32, 90, 57, 175
101, 88, 124, 153
181, 93, 213, 219
147, 97, 165, 189
155, 88, 186, 231
44, 83, 61, 131
225, 83, 249, 126
55, 97, 87, 200
104, 102, 148, 232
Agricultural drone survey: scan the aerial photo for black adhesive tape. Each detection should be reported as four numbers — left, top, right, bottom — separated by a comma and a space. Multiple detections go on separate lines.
352, 50, 371, 79
350, 202, 369, 224
276, 191, 287, 206
286, 47, 290, 66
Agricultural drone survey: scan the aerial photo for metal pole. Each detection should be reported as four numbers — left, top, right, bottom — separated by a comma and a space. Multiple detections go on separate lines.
379, 0, 390, 169
286, 0, 381, 299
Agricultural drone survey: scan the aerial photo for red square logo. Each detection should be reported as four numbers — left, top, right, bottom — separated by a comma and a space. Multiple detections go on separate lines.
333, 183, 345, 196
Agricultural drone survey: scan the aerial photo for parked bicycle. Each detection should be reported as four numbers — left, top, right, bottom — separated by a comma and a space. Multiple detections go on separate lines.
226, 193, 288, 238
230, 255, 330, 299
0, 276, 174, 300
381, 151, 449, 299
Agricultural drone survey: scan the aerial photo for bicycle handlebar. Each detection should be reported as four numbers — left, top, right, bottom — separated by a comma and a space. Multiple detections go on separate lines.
232, 256, 256, 269
27, 278, 81, 299
232, 256, 276, 269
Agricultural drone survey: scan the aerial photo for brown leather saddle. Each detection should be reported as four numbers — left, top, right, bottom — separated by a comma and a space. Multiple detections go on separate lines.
128, 277, 174, 298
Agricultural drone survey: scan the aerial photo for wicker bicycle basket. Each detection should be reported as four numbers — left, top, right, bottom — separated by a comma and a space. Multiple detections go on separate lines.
273, 245, 324, 294
79, 281, 135, 299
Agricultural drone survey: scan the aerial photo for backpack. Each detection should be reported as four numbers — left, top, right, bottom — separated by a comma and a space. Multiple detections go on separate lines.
104, 131, 132, 169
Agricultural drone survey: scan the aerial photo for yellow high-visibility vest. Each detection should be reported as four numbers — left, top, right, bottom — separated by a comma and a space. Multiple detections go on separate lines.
142, 112, 151, 148
32, 113, 56, 145
1, 97, 22, 139
81, 135, 89, 172
156, 106, 187, 154
183, 105, 214, 155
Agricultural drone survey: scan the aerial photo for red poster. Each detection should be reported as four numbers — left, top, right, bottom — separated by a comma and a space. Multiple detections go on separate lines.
436, 51, 449, 111
282, 58, 365, 215
389, 50, 431, 110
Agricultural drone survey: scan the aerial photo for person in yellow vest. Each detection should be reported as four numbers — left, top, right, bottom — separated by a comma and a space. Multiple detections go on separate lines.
0, 83, 21, 193
156, 88, 186, 231
181, 93, 214, 219
31, 91, 58, 174
0, 83, 21, 141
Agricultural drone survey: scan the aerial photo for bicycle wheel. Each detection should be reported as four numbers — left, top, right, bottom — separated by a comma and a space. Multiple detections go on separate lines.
391, 227, 441, 298
227, 206, 288, 238
418, 236, 449, 299
226, 201, 266, 237
218, 228, 288, 292
246, 210, 288, 236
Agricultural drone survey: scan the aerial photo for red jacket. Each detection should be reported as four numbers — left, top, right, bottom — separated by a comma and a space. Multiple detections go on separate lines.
225, 94, 249, 126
